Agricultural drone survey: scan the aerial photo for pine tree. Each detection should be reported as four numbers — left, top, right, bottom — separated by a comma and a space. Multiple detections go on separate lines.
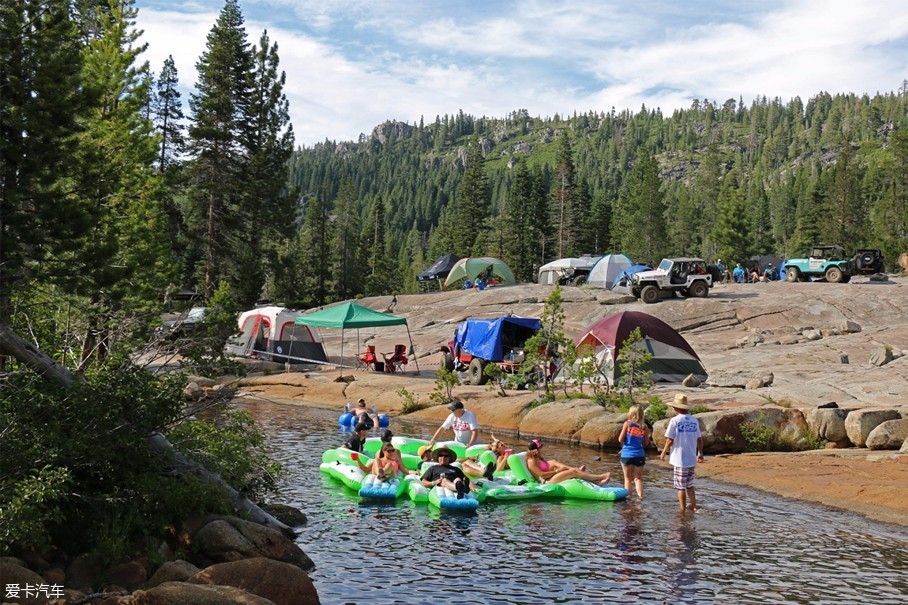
450, 135, 489, 256
822, 144, 865, 245
329, 178, 361, 299
551, 134, 575, 257
616, 150, 667, 264
151, 55, 184, 173
712, 171, 751, 262
363, 196, 391, 295
502, 161, 534, 281
187, 0, 252, 296
298, 186, 331, 306
0, 0, 85, 312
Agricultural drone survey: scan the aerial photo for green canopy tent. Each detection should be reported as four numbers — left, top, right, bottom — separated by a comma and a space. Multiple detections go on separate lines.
294, 302, 420, 375
443, 256, 516, 289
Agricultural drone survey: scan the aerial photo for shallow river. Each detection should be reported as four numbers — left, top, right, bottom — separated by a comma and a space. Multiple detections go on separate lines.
240, 399, 907, 605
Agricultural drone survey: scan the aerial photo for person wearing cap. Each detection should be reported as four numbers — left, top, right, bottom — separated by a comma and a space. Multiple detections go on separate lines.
344, 423, 372, 472
416, 445, 436, 472
428, 399, 478, 447
460, 435, 511, 480
659, 394, 704, 512
352, 398, 375, 429
762, 263, 775, 282
419, 446, 476, 499
525, 439, 611, 486
733, 263, 745, 283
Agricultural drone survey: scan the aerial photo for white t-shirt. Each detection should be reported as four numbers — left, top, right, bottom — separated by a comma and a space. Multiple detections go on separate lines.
664, 413, 701, 468
442, 410, 478, 444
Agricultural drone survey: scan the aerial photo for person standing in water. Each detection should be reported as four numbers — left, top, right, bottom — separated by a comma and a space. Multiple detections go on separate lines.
618, 405, 651, 500
660, 394, 704, 512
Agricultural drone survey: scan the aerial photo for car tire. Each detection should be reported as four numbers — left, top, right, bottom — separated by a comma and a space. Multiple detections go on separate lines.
468, 358, 488, 385
786, 267, 800, 282
825, 266, 843, 283
640, 285, 660, 304
688, 281, 708, 297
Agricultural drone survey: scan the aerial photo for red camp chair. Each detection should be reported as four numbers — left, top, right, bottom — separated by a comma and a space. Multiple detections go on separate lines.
357, 345, 378, 370
383, 344, 408, 373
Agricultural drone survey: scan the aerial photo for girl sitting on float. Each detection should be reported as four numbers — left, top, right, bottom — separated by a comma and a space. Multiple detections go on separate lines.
525, 439, 611, 486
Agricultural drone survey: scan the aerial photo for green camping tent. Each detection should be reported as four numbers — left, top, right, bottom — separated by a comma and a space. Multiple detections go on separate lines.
294, 302, 419, 374
443, 257, 516, 289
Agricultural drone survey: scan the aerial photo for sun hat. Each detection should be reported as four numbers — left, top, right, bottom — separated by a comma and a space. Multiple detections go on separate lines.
527, 439, 543, 451
417, 445, 433, 458
448, 399, 464, 411
671, 394, 690, 410
432, 446, 457, 462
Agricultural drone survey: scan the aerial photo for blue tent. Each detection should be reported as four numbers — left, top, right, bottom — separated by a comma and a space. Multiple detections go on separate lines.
611, 265, 651, 290
452, 317, 542, 362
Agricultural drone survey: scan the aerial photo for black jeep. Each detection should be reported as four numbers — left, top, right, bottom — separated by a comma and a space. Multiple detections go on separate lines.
851, 249, 884, 274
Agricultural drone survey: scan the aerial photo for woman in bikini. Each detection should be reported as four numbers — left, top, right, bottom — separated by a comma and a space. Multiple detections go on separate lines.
372, 443, 417, 482
460, 435, 513, 479
525, 439, 611, 486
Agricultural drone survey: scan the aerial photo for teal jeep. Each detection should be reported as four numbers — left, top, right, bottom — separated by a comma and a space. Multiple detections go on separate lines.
783, 245, 851, 283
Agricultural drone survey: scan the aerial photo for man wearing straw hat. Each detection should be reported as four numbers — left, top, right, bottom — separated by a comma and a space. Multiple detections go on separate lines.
660, 394, 704, 512
419, 446, 476, 499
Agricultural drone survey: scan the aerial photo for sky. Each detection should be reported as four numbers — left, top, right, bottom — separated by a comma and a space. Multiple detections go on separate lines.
136, 0, 908, 147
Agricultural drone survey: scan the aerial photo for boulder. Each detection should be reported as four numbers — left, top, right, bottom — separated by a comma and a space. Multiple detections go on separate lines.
865, 419, 908, 450
901, 437, 908, 453
575, 412, 627, 449
186, 375, 217, 388
518, 398, 605, 441
844, 408, 901, 447
132, 581, 276, 605
705, 369, 773, 389
184, 381, 204, 400
0, 560, 49, 604
653, 406, 808, 454
107, 559, 147, 591
681, 374, 701, 387
146, 560, 200, 588
65, 553, 105, 593
840, 321, 862, 333
805, 408, 851, 446
802, 329, 822, 341
869, 347, 894, 367
191, 517, 314, 572
260, 504, 308, 528
188, 558, 319, 605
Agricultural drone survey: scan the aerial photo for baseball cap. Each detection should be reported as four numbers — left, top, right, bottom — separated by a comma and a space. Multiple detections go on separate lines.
448, 400, 464, 411
354, 422, 369, 432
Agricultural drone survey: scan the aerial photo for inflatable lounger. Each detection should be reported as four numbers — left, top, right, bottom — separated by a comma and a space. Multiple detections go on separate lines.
506, 451, 627, 501
358, 473, 408, 499
472, 477, 548, 502
428, 485, 479, 511
320, 448, 371, 491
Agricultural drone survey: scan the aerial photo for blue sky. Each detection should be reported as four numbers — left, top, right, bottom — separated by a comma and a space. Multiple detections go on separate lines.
136, 0, 908, 146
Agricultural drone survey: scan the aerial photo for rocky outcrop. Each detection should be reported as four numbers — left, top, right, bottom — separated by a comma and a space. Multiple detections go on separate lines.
188, 558, 319, 605
844, 409, 902, 447
805, 408, 852, 447
865, 419, 908, 450
191, 517, 314, 572
518, 398, 605, 440
653, 406, 807, 454
133, 581, 276, 605
146, 560, 200, 588
576, 412, 627, 448
0, 560, 48, 604
706, 369, 774, 389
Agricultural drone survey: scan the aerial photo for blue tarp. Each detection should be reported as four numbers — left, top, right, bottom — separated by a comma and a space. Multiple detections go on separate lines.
452, 317, 542, 361
611, 265, 651, 290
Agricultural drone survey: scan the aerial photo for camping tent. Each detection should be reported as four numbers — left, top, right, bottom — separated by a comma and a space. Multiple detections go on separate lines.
750, 255, 783, 273
417, 254, 461, 281
586, 254, 633, 289
573, 311, 706, 384
294, 302, 419, 374
610, 265, 652, 291
537, 256, 601, 285
224, 306, 328, 364
443, 257, 516, 289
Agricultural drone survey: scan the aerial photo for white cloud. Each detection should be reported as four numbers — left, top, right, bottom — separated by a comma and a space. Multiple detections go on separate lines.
137, 1, 908, 145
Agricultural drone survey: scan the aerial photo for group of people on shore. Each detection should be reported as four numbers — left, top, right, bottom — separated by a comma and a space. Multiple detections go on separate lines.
341, 394, 704, 511
716, 259, 778, 283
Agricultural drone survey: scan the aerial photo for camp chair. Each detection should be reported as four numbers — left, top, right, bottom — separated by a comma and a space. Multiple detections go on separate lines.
383, 344, 408, 373
357, 345, 378, 370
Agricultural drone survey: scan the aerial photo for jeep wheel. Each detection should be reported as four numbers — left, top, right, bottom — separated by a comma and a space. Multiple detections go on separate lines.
468, 358, 488, 385
640, 285, 660, 304
688, 281, 708, 298
786, 267, 800, 282
825, 266, 844, 283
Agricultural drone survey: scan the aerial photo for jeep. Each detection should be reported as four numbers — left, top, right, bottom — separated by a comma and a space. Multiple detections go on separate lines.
783, 246, 851, 283
851, 248, 884, 274
630, 258, 713, 304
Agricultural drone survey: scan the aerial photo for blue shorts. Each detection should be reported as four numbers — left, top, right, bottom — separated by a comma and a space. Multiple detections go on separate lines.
620, 456, 646, 467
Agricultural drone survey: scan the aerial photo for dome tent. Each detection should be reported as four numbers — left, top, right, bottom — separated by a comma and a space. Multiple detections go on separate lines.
443, 257, 516, 289
537, 256, 601, 285
572, 311, 706, 385
586, 254, 632, 289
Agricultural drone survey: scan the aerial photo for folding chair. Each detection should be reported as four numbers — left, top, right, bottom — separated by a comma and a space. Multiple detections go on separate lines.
356, 345, 377, 370
382, 344, 408, 373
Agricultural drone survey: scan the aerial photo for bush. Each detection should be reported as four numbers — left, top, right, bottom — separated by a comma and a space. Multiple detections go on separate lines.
738, 412, 823, 452
689, 404, 710, 415
645, 399, 668, 423
397, 388, 431, 414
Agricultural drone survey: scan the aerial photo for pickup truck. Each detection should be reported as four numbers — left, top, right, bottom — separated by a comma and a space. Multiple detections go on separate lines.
449, 316, 542, 385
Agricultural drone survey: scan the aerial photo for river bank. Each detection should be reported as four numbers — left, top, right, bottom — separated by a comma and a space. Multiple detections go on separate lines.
233, 366, 908, 528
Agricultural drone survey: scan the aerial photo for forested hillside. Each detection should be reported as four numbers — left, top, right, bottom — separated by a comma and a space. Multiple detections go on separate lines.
287, 92, 908, 305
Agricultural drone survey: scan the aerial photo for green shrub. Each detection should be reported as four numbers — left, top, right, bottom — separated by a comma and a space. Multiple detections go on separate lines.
689, 404, 710, 415
738, 412, 823, 452
645, 399, 668, 423
429, 367, 460, 405
397, 388, 431, 414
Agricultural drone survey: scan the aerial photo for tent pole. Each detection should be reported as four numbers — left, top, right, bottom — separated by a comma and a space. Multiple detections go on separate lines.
406, 324, 420, 375
340, 328, 345, 378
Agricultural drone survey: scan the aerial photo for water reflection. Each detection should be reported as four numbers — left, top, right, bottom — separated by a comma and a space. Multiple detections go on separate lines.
241, 399, 907, 605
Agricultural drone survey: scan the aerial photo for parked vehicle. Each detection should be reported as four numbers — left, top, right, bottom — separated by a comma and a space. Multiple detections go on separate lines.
155, 306, 207, 340
851, 248, 884, 274
629, 258, 713, 304
783, 246, 851, 283
449, 316, 542, 385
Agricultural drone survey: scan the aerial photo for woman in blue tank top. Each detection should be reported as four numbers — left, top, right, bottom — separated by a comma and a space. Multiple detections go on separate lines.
618, 405, 651, 500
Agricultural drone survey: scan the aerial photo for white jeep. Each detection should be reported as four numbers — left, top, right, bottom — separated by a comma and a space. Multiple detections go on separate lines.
630, 258, 713, 303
